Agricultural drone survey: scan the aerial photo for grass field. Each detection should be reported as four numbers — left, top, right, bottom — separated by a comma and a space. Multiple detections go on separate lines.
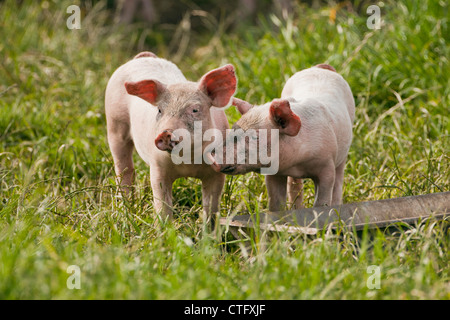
0, 0, 449, 299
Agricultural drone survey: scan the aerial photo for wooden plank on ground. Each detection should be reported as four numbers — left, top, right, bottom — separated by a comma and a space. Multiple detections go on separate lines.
220, 192, 450, 236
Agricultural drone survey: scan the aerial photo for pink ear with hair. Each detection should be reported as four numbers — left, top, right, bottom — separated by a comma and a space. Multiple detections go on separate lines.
199, 64, 237, 108
232, 97, 253, 115
269, 99, 301, 136
314, 63, 336, 72
125, 79, 166, 105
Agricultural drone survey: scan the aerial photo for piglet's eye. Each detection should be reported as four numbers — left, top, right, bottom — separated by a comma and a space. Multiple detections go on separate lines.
192, 108, 199, 113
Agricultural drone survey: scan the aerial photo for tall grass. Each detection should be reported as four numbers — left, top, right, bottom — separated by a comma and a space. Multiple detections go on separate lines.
0, 0, 448, 299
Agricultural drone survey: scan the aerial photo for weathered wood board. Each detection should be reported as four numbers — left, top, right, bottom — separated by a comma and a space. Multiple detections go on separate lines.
220, 192, 450, 236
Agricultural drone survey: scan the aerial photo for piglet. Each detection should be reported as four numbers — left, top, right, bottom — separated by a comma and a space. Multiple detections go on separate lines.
105, 51, 237, 219
210, 64, 355, 210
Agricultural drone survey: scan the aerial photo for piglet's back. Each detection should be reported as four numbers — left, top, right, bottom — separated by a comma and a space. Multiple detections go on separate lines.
281, 66, 355, 123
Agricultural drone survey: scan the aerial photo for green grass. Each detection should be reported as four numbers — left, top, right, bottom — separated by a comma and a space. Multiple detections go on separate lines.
0, 0, 449, 299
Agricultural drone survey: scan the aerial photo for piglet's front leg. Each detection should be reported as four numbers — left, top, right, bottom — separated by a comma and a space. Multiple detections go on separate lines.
312, 164, 336, 207
265, 175, 288, 212
150, 168, 175, 220
201, 173, 225, 227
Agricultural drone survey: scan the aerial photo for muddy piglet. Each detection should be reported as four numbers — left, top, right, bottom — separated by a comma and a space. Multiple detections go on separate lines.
105, 51, 236, 219
209, 64, 355, 210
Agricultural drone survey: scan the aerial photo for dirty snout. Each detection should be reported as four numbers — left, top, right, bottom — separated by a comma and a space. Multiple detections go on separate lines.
206, 133, 251, 175
155, 129, 180, 152
208, 151, 236, 174
207, 126, 280, 175
219, 164, 237, 174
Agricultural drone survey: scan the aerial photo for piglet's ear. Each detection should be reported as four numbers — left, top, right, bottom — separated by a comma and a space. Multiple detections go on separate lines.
269, 99, 301, 136
199, 64, 237, 108
125, 79, 166, 105
232, 97, 253, 115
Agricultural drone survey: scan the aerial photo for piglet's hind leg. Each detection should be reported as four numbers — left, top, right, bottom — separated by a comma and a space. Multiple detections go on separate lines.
107, 129, 135, 191
287, 177, 304, 209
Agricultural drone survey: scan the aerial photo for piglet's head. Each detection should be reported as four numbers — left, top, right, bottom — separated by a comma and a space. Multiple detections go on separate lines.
231, 97, 301, 135
124, 64, 237, 153
209, 98, 301, 175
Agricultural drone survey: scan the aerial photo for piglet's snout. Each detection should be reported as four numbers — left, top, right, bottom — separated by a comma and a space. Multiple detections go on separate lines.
207, 152, 236, 174
155, 130, 180, 152
207, 152, 221, 172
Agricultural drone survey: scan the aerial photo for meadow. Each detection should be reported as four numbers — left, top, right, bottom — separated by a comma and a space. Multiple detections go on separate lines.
0, 0, 448, 299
